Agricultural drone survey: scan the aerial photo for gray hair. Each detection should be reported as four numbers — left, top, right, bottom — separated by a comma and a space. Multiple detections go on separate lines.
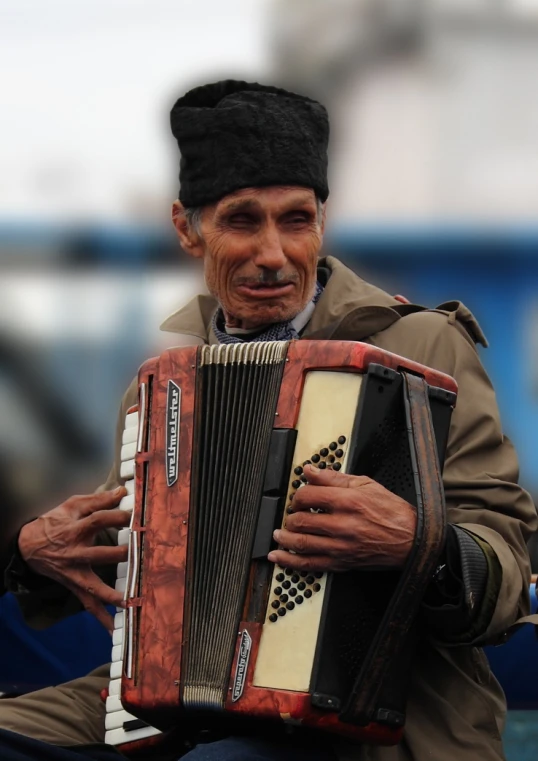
183, 196, 325, 236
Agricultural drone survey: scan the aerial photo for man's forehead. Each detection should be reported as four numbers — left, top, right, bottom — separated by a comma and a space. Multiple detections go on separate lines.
215, 187, 317, 213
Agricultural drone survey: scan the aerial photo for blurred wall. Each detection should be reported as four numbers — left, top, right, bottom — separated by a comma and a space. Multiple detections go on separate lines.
1, 0, 538, 513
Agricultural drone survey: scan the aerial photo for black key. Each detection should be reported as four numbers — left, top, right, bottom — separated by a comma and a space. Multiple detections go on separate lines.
123, 719, 150, 732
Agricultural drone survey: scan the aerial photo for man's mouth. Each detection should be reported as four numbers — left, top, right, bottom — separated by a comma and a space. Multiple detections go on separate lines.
236, 281, 295, 299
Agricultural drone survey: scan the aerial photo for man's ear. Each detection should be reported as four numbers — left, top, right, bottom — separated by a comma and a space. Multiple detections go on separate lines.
171, 200, 205, 259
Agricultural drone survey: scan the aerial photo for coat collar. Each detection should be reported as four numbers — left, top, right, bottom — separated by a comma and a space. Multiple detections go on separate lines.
159, 256, 405, 344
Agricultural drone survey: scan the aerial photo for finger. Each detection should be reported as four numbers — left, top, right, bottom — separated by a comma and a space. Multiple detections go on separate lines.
291, 484, 348, 514
68, 568, 126, 609
83, 508, 132, 533
73, 588, 116, 633
273, 528, 344, 557
72, 487, 128, 517
303, 464, 371, 489
285, 511, 339, 538
268, 550, 332, 573
83, 544, 129, 565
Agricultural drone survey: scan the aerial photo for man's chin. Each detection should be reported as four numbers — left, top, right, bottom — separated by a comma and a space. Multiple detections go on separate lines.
236, 305, 298, 330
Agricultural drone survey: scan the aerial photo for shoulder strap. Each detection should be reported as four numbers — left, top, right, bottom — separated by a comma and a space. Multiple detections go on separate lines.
341, 371, 446, 724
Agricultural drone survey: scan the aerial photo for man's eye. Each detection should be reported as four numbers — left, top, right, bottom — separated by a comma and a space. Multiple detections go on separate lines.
228, 214, 255, 226
286, 213, 310, 225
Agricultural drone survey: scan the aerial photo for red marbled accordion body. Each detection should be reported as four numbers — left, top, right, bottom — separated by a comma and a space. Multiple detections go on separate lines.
120, 340, 457, 745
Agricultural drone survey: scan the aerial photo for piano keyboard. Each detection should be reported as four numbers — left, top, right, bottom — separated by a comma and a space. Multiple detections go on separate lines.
104, 406, 162, 749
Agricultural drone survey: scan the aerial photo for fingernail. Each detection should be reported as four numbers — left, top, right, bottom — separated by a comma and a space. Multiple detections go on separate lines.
273, 529, 281, 541
114, 486, 124, 495
268, 552, 277, 562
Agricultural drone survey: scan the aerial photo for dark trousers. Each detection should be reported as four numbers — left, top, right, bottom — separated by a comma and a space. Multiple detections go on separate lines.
0, 729, 337, 761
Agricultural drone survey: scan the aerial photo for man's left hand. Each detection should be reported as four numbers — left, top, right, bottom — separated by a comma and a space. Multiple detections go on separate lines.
267, 464, 417, 573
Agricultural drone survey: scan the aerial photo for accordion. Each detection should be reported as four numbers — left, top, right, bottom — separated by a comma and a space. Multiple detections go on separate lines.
105, 339, 457, 751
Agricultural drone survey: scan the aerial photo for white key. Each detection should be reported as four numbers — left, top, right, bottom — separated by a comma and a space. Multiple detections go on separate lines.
105, 708, 138, 731
105, 725, 161, 747
119, 494, 134, 513
115, 577, 127, 595
112, 628, 124, 646
118, 528, 130, 546
125, 480, 135, 496
110, 661, 123, 679
108, 678, 122, 696
122, 426, 138, 445
125, 411, 139, 429
121, 442, 137, 462
111, 644, 123, 662
114, 612, 124, 629
120, 460, 135, 480
106, 695, 123, 714
116, 561, 128, 579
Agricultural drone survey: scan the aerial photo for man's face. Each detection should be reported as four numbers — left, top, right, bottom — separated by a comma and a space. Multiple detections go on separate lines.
177, 186, 324, 329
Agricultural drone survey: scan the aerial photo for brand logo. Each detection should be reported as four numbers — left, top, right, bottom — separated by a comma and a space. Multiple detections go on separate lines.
166, 380, 181, 486
231, 630, 252, 702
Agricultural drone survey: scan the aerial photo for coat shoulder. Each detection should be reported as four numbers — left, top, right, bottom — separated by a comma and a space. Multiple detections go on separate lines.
388, 301, 487, 350
370, 305, 488, 379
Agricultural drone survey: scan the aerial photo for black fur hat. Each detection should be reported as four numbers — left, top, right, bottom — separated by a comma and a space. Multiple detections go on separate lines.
170, 79, 329, 207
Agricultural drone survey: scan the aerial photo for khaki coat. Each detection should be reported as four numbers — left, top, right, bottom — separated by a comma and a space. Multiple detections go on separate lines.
4, 256, 537, 761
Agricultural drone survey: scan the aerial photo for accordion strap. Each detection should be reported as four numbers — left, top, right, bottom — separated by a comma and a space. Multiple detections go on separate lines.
341, 371, 447, 725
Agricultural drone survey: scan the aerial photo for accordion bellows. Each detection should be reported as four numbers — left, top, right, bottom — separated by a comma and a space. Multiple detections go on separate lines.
106, 340, 457, 750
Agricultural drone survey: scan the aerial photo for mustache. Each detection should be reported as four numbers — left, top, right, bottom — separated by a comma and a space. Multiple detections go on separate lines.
234, 271, 299, 287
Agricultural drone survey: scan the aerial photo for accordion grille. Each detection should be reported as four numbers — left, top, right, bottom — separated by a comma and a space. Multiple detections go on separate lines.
182, 342, 288, 710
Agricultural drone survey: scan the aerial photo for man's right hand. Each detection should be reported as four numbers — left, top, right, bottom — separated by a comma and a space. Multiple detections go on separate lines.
18, 487, 130, 633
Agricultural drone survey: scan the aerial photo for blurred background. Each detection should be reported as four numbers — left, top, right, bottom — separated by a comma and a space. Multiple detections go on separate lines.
1, 0, 538, 756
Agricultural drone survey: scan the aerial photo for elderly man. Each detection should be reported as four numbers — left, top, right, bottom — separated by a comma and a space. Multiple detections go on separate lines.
0, 80, 536, 761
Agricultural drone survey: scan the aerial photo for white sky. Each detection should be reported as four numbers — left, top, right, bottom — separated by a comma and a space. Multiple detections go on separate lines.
0, 0, 270, 222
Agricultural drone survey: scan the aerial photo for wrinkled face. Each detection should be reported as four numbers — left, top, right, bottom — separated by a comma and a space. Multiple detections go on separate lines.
175, 186, 324, 329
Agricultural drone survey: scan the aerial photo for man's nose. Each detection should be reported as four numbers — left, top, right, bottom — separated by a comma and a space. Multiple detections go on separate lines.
252, 226, 287, 271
